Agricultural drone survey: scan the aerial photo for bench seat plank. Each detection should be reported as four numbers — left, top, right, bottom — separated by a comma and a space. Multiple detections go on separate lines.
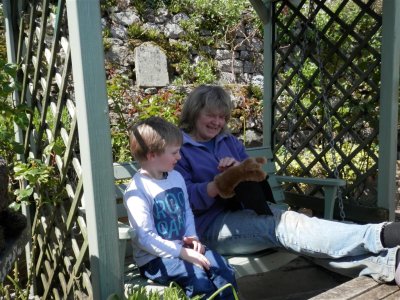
310, 276, 400, 300
227, 250, 298, 279
352, 283, 399, 300
310, 276, 378, 299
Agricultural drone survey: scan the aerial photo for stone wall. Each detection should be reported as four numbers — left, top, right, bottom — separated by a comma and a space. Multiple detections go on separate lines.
102, 2, 264, 87
102, 2, 265, 145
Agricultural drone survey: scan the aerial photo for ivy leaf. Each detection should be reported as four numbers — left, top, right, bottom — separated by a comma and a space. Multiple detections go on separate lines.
8, 201, 21, 211
15, 186, 34, 201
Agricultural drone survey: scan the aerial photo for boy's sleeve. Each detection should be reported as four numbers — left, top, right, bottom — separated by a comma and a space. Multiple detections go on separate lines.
124, 186, 183, 258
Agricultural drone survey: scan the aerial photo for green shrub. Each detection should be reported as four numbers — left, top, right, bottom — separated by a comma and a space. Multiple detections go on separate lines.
130, 89, 186, 125
173, 59, 217, 85
0, 60, 25, 164
127, 23, 145, 39
106, 75, 132, 162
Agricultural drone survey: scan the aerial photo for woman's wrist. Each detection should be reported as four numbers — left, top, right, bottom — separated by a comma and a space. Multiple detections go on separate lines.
207, 181, 220, 198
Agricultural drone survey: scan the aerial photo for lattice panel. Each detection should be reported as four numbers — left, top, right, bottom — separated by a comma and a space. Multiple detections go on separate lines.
272, 0, 382, 207
13, 0, 91, 298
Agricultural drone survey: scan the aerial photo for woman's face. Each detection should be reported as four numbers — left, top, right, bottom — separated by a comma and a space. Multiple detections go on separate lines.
192, 108, 226, 142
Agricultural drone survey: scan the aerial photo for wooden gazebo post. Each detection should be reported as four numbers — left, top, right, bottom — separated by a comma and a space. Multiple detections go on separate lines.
66, 1, 122, 298
248, 0, 274, 149
377, 0, 400, 220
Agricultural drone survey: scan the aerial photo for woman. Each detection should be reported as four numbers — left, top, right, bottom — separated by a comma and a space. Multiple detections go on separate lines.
174, 84, 400, 284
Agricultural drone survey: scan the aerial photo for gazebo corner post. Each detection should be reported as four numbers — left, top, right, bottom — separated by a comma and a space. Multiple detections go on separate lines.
378, 0, 400, 220
262, 1, 274, 150
249, 0, 273, 149
65, 0, 122, 298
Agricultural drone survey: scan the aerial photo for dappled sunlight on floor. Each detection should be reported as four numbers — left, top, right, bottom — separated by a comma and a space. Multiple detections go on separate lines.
237, 256, 349, 300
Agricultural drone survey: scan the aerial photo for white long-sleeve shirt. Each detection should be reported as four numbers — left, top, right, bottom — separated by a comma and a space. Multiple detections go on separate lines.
123, 170, 198, 267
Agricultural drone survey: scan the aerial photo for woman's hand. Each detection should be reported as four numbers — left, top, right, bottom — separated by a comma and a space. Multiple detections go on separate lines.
207, 157, 241, 198
183, 236, 205, 254
217, 157, 240, 172
180, 247, 211, 270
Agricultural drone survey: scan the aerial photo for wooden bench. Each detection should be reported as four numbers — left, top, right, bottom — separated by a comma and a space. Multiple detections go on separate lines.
310, 276, 400, 299
113, 146, 345, 295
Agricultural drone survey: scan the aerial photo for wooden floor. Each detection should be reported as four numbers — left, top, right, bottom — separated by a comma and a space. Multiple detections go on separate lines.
237, 256, 349, 299
236, 256, 400, 300
311, 276, 400, 300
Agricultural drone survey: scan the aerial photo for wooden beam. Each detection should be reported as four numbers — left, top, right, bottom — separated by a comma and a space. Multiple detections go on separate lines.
377, 0, 400, 220
249, 0, 274, 148
65, 0, 121, 298
310, 276, 382, 300
248, 0, 271, 24
284, 192, 388, 224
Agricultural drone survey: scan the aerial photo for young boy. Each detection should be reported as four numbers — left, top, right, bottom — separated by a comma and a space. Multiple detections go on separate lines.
124, 116, 238, 299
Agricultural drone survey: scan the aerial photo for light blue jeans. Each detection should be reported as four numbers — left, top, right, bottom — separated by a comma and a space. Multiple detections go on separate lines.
201, 206, 398, 283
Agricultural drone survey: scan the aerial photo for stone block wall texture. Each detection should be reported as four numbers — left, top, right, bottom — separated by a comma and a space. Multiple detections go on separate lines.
102, 3, 264, 87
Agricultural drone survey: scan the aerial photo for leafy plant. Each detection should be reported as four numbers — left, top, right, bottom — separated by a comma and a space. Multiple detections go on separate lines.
0, 57, 51, 299
107, 75, 132, 162
111, 281, 238, 300
100, 0, 117, 11
0, 60, 26, 163
247, 84, 263, 101
127, 23, 145, 39
174, 59, 217, 85
11, 158, 65, 207
129, 89, 186, 125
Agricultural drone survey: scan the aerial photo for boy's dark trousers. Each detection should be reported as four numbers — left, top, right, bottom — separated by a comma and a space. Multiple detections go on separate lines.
139, 249, 238, 299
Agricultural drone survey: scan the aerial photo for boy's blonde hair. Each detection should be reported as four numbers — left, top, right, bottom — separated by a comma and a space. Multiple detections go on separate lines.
179, 85, 233, 134
128, 117, 183, 162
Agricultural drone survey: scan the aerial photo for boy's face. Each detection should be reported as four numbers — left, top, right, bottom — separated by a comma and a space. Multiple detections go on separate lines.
153, 145, 181, 172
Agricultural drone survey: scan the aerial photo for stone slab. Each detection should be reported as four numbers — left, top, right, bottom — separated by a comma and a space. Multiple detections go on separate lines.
134, 42, 169, 87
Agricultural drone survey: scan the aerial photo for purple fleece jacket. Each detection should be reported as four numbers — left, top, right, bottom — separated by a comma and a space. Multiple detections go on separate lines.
174, 131, 249, 237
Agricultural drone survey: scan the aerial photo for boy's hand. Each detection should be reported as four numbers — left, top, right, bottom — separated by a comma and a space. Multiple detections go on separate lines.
183, 236, 205, 254
180, 247, 211, 270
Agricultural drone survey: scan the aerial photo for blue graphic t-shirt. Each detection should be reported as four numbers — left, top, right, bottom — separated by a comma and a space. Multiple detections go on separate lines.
153, 187, 186, 240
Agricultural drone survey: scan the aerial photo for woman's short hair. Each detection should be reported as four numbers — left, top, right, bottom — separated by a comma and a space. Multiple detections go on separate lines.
179, 85, 233, 133
128, 116, 182, 161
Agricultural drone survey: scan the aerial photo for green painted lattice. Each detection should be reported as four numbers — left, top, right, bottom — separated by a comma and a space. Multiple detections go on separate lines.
12, 0, 91, 298
271, 0, 383, 212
